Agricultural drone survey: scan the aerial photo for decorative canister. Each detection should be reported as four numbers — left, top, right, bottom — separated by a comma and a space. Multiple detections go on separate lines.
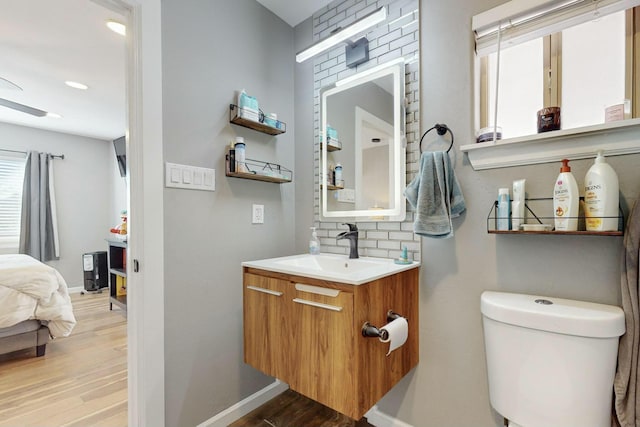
537, 107, 561, 133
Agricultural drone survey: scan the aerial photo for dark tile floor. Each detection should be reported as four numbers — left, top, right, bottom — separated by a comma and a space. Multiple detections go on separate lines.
228, 389, 374, 427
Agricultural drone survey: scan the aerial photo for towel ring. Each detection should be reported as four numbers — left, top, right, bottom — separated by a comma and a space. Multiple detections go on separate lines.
419, 123, 454, 154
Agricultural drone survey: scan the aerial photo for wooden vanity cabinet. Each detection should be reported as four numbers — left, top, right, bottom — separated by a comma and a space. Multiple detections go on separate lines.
243, 267, 419, 420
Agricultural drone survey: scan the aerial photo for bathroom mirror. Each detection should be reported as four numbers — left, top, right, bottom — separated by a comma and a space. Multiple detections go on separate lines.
474, 3, 639, 141
320, 59, 406, 221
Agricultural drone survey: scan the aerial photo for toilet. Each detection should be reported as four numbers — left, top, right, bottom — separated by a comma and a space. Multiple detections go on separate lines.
481, 291, 625, 427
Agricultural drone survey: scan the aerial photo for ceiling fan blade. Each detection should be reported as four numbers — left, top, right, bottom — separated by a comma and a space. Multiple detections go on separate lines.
0, 98, 47, 117
0, 77, 23, 91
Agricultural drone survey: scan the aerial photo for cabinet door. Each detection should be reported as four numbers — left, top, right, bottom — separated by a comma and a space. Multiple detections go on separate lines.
287, 283, 355, 417
243, 273, 290, 379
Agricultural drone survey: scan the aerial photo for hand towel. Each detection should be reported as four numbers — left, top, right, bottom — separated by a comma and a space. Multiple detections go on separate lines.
404, 151, 465, 238
614, 200, 640, 427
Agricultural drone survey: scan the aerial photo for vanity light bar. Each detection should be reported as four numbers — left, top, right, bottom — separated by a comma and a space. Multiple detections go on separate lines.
296, 7, 387, 63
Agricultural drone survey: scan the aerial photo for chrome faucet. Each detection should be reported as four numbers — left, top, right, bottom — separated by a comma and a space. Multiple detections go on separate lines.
336, 223, 359, 259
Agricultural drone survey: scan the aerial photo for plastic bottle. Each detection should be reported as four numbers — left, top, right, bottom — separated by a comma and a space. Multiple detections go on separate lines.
235, 137, 247, 172
309, 227, 320, 255
228, 141, 236, 172
496, 188, 511, 230
584, 151, 619, 231
553, 159, 579, 231
334, 163, 343, 188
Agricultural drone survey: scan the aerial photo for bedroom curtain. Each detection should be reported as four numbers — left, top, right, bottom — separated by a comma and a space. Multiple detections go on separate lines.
18, 151, 60, 261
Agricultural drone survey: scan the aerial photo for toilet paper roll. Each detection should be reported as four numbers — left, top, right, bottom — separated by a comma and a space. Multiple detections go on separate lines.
379, 317, 408, 356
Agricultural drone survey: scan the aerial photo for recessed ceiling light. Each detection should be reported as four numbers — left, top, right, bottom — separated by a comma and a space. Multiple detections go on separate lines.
65, 81, 88, 90
46, 112, 62, 119
106, 20, 126, 36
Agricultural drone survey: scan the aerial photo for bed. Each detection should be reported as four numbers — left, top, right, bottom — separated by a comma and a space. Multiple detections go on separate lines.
0, 254, 76, 357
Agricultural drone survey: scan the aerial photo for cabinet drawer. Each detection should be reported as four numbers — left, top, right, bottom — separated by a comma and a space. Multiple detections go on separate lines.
292, 282, 352, 312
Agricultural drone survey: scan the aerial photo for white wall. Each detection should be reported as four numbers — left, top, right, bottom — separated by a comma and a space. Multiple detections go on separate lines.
0, 122, 124, 287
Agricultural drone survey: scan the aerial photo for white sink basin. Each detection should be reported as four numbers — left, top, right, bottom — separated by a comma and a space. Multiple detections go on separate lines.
242, 253, 419, 285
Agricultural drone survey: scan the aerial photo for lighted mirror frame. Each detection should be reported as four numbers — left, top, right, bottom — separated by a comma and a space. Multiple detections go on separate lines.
320, 58, 406, 221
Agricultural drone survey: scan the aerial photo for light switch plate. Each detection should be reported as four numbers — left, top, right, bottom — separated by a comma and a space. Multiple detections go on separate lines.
252, 204, 264, 224
165, 162, 215, 191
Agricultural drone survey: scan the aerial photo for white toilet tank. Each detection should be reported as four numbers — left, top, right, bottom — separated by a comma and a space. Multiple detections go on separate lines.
481, 291, 625, 427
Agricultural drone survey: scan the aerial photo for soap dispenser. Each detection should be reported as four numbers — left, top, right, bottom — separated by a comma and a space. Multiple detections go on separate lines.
309, 227, 320, 255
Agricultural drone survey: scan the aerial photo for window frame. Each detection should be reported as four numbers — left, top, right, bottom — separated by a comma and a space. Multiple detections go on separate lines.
0, 153, 26, 254
479, 7, 638, 130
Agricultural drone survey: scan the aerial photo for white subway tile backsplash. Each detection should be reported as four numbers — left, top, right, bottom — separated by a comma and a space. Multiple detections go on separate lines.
365, 248, 390, 258
358, 239, 378, 248
329, 11, 347, 27
379, 240, 401, 250
377, 28, 402, 45
367, 231, 389, 240
377, 222, 401, 231
402, 241, 420, 251
378, 49, 402, 63
390, 231, 414, 241
354, 222, 378, 230
346, 1, 369, 18
313, 0, 419, 260
402, 41, 419, 56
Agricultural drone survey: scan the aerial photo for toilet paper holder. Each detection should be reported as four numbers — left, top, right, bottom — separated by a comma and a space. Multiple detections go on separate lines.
362, 310, 404, 339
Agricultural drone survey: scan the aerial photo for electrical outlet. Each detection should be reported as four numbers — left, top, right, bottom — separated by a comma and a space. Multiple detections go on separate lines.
252, 204, 264, 224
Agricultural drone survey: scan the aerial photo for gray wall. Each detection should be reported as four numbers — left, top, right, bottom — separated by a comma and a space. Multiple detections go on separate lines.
293, 0, 640, 425
157, 0, 640, 425
294, 17, 316, 253
0, 122, 121, 287
371, 0, 640, 425
161, 1, 296, 426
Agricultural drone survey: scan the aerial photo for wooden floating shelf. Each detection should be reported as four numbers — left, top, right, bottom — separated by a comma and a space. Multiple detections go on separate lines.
225, 155, 292, 184
320, 142, 342, 152
487, 197, 624, 237
229, 104, 286, 135
488, 230, 623, 236
321, 184, 344, 190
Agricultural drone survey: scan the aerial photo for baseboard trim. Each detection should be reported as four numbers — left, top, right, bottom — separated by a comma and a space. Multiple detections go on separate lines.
67, 286, 85, 294
196, 380, 289, 427
365, 405, 414, 427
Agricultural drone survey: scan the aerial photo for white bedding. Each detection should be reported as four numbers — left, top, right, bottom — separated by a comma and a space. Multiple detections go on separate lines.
0, 254, 76, 338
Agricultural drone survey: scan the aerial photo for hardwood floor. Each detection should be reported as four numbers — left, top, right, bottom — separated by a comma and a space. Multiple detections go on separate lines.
0, 293, 372, 427
0, 291, 127, 427
229, 389, 375, 427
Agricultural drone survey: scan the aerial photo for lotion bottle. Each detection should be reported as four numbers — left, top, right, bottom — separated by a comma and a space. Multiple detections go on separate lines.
553, 159, 579, 231
309, 227, 320, 255
584, 151, 619, 231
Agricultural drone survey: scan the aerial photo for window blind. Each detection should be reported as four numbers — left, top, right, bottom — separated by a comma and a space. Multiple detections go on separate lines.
473, 0, 640, 55
0, 154, 26, 252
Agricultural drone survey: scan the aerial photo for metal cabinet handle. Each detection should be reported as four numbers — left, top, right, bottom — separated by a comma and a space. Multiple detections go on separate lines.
246, 285, 283, 297
295, 283, 340, 297
293, 298, 343, 312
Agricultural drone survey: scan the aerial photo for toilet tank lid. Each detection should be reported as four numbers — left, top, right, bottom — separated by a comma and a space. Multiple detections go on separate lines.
481, 291, 625, 338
